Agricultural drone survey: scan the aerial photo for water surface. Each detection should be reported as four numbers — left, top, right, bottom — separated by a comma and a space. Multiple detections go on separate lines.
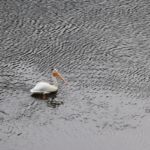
1, 0, 150, 149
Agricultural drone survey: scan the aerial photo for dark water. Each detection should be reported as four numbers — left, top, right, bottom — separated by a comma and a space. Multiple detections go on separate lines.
1, 0, 150, 149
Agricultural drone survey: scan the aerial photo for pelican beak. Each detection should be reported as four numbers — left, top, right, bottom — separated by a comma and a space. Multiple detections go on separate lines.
52, 70, 67, 84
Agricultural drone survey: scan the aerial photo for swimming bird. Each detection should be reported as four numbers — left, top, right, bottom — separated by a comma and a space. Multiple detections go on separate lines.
30, 68, 66, 95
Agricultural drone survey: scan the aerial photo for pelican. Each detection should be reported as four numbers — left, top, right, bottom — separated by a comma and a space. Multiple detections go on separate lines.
30, 68, 66, 95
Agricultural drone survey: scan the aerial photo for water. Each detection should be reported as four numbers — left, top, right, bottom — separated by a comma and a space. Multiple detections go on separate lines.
1, 0, 150, 149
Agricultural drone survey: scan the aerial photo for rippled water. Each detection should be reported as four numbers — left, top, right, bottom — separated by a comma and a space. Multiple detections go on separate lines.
1, 0, 150, 149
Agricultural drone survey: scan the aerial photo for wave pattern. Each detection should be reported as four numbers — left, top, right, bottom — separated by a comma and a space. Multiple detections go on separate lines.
1, 0, 150, 144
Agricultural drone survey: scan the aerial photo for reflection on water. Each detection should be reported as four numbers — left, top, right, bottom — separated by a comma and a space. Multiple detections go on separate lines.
31, 91, 63, 108
1, 0, 150, 149
31, 91, 58, 100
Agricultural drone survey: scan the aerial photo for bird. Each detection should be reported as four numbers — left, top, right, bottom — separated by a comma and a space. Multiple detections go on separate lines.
30, 68, 66, 95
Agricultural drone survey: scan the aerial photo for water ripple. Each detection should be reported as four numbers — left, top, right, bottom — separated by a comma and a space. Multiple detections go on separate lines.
1, 0, 150, 145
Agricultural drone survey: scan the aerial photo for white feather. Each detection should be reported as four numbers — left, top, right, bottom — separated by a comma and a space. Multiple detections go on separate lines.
30, 82, 58, 94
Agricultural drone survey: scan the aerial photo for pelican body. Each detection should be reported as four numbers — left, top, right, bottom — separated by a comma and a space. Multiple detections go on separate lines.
30, 69, 65, 94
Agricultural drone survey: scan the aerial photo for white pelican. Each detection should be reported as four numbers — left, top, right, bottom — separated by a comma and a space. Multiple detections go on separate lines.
30, 68, 66, 95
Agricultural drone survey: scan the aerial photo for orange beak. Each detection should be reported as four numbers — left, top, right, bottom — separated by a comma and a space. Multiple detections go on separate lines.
52, 70, 67, 84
